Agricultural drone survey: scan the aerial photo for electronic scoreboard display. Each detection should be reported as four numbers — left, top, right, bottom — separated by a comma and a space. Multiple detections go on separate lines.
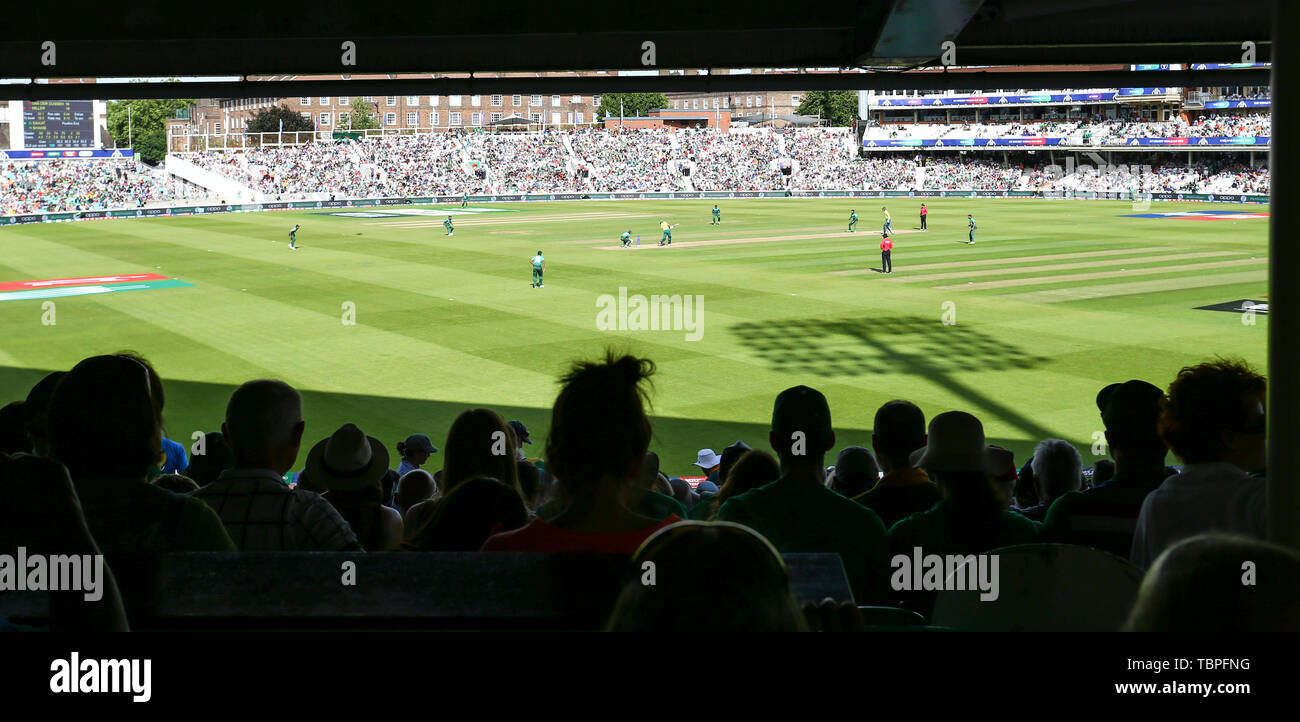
22, 100, 96, 148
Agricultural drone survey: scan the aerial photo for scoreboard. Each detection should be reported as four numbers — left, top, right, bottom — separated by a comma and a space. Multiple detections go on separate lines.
22, 100, 96, 148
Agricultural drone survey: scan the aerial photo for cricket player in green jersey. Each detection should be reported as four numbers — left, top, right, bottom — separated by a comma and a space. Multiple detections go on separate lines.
620, 230, 633, 248
848, 210, 858, 233
530, 251, 545, 288
461, 192, 469, 208
711, 205, 721, 225
967, 214, 976, 245
444, 216, 454, 236
289, 224, 300, 250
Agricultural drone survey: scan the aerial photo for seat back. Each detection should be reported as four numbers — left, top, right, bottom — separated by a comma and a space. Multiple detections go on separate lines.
930, 543, 1142, 631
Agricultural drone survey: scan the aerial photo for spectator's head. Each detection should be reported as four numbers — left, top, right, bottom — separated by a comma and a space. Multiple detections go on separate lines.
507, 420, 532, 447
871, 400, 926, 472
442, 408, 520, 497
692, 448, 721, 475
406, 477, 528, 552
48, 355, 162, 481
395, 469, 437, 514
634, 451, 660, 491
985, 445, 1018, 500
305, 423, 389, 496
1091, 458, 1116, 485
769, 385, 834, 469
828, 446, 879, 498
1159, 359, 1265, 472
711, 449, 782, 519
1125, 534, 1300, 632
650, 471, 673, 497
23, 370, 65, 456
546, 352, 654, 501
186, 432, 235, 487
516, 460, 541, 507
668, 477, 697, 508
396, 433, 438, 468
1097, 379, 1167, 464
606, 521, 808, 632
0, 402, 31, 455
1029, 439, 1083, 504
718, 440, 751, 484
153, 473, 199, 494
222, 380, 305, 474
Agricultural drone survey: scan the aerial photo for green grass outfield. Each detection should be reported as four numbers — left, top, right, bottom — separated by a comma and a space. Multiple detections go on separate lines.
0, 198, 1269, 476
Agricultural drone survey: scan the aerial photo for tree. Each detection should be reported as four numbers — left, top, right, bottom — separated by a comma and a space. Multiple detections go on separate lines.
795, 91, 859, 127
246, 104, 316, 133
106, 97, 194, 165
595, 93, 670, 121
343, 97, 380, 130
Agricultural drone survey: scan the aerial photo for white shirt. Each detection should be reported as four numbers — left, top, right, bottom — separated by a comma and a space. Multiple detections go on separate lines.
1130, 462, 1266, 569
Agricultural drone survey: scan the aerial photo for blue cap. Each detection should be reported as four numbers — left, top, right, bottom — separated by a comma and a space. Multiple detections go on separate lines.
508, 420, 532, 444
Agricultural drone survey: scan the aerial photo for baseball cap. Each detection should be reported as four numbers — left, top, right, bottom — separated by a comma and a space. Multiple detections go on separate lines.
507, 420, 532, 444
402, 433, 438, 454
771, 385, 833, 447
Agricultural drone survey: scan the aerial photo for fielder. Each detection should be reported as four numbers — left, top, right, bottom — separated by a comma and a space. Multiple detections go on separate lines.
711, 205, 721, 225
967, 214, 976, 245
444, 216, 455, 236
530, 250, 545, 288
288, 224, 300, 250
620, 229, 633, 248
848, 210, 858, 233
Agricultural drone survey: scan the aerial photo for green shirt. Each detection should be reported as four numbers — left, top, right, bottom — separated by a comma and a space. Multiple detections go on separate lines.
712, 207, 720, 215
531, 255, 544, 269
717, 475, 889, 603
444, 219, 453, 228
850, 213, 858, 222
620, 232, 631, 242
968, 218, 976, 229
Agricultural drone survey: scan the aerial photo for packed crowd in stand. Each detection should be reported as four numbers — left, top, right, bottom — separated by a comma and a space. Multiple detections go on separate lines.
1, 159, 185, 215
2, 350, 1290, 631
0, 118, 1273, 216
569, 127, 682, 192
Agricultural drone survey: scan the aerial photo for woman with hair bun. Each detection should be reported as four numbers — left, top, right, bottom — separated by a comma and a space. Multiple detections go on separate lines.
482, 351, 680, 553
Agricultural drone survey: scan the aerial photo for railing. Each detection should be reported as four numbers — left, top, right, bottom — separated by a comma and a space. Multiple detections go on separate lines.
168, 125, 605, 152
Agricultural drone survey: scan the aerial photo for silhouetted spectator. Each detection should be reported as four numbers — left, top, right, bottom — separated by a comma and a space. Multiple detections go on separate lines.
1131, 359, 1267, 568
312, 424, 404, 551
187, 431, 235, 487
1017, 439, 1082, 522
606, 521, 808, 632
624, 451, 688, 521
694, 448, 781, 521
483, 353, 680, 553
153, 473, 200, 494
889, 411, 1039, 615
717, 440, 751, 485
668, 477, 698, 509
1125, 534, 1300, 632
394, 469, 436, 516
114, 352, 186, 479
826, 446, 879, 498
1, 452, 129, 631
1043, 380, 1171, 557
405, 476, 528, 551
717, 385, 889, 603
404, 408, 522, 535
47, 355, 234, 553
853, 400, 941, 529
24, 370, 66, 456
193, 380, 360, 551
0, 401, 30, 455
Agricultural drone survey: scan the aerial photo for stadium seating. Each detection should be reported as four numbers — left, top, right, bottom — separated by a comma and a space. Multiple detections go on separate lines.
0, 551, 853, 630
929, 544, 1144, 632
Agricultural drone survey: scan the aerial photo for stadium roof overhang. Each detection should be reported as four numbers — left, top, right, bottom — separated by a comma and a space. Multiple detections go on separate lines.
0, 0, 1274, 100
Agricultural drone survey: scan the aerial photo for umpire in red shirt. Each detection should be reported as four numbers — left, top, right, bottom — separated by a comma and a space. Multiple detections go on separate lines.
880, 232, 893, 274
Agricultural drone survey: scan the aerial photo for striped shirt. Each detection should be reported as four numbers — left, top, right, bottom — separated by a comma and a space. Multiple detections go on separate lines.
194, 468, 361, 551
